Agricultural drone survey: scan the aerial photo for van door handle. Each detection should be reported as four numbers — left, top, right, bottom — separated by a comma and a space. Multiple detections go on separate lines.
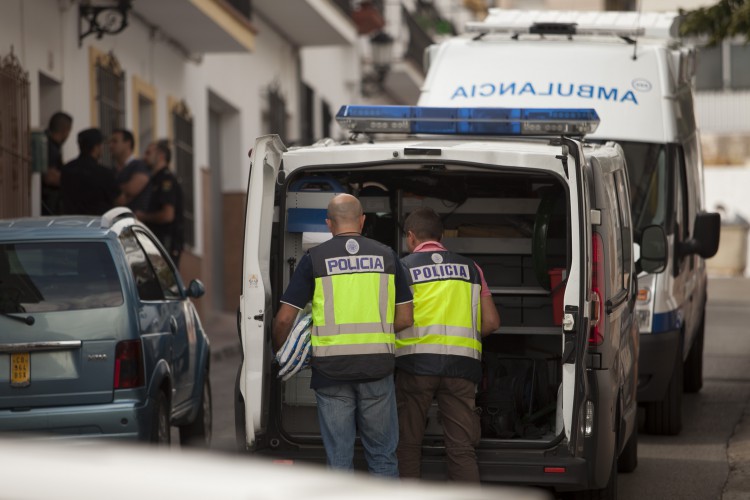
253, 313, 264, 321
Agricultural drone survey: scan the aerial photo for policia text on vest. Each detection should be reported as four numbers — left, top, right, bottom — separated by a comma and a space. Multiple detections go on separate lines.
272, 194, 414, 478
395, 207, 500, 482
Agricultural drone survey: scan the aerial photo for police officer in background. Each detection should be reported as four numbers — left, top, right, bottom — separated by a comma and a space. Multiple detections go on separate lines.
60, 128, 124, 216
41, 112, 73, 215
273, 194, 413, 478
108, 129, 151, 212
396, 207, 500, 482
136, 139, 184, 266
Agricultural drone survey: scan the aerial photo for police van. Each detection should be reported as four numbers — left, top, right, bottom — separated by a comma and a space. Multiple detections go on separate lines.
417, 10, 721, 435
236, 106, 668, 496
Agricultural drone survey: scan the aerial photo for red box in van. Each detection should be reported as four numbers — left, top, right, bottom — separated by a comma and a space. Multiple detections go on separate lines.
548, 268, 566, 326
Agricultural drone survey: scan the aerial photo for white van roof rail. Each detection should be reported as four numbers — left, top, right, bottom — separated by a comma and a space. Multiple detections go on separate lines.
466, 10, 681, 41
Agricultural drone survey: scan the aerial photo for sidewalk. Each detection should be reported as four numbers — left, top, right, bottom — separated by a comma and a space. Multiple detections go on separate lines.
204, 310, 241, 362
711, 278, 750, 500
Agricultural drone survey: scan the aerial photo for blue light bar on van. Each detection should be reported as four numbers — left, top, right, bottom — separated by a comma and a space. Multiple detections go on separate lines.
335, 106, 600, 136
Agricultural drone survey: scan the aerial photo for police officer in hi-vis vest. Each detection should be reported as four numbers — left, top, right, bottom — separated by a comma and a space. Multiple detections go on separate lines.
273, 194, 414, 477
396, 207, 500, 482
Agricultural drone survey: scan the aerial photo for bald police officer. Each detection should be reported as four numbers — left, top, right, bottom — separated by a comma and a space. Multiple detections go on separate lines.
273, 194, 413, 477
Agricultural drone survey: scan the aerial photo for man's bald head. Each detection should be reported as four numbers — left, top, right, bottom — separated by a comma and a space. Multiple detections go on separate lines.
326, 194, 365, 235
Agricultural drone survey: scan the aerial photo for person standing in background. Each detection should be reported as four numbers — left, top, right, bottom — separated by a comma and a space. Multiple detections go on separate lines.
41, 112, 73, 215
396, 207, 500, 482
137, 139, 184, 267
108, 129, 151, 212
60, 128, 124, 216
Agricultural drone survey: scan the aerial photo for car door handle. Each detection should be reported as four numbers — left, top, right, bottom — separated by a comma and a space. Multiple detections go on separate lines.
170, 317, 178, 335
253, 313, 264, 321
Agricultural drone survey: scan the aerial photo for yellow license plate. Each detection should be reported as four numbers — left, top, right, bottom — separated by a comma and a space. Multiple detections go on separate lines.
11, 352, 30, 387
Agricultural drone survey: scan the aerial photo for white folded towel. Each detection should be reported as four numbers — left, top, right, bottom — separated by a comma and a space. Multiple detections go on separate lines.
276, 305, 312, 380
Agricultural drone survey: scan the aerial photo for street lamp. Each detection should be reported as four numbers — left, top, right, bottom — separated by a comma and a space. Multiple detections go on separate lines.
362, 31, 394, 97
78, 0, 132, 47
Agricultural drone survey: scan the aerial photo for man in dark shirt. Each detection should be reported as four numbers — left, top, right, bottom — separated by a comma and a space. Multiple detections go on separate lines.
137, 139, 184, 267
60, 128, 123, 216
41, 112, 72, 215
108, 129, 151, 212
272, 194, 414, 477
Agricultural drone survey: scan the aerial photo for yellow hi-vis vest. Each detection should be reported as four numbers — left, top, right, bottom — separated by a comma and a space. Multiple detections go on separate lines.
397, 250, 483, 383
308, 235, 397, 380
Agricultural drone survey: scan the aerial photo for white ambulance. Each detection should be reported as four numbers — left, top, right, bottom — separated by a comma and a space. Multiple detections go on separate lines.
237, 106, 666, 497
417, 10, 721, 436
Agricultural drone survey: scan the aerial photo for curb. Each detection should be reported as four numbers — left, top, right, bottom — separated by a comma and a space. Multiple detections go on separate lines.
723, 392, 750, 499
211, 342, 242, 362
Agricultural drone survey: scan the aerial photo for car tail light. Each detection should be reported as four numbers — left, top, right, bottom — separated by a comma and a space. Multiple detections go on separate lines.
114, 340, 145, 389
589, 233, 604, 345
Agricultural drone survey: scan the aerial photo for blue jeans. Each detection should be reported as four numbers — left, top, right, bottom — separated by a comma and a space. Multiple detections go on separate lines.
315, 375, 399, 478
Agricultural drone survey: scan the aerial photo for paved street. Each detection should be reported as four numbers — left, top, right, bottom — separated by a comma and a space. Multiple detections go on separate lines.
206, 278, 750, 499
209, 349, 240, 453
619, 278, 750, 499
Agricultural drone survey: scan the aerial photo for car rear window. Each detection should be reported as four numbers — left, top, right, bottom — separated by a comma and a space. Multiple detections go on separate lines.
0, 242, 124, 313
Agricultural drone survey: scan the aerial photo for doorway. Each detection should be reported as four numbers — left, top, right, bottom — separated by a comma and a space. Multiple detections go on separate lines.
208, 90, 241, 312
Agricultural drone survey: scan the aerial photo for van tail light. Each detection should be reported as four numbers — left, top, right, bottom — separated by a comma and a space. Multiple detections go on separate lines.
589, 232, 604, 346
114, 340, 145, 389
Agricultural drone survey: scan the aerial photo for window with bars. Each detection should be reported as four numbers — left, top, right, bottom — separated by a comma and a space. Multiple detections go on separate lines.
94, 52, 125, 167
264, 85, 288, 143
0, 48, 30, 218
138, 96, 154, 155
300, 83, 314, 146
730, 44, 750, 90
172, 101, 195, 248
695, 45, 723, 91
223, 0, 252, 20
322, 100, 332, 139
694, 42, 750, 91
133, 76, 156, 156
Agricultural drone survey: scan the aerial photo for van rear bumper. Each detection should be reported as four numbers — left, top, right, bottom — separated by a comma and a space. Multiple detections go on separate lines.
257, 440, 589, 492
424, 451, 588, 490
637, 329, 680, 402
0, 399, 152, 441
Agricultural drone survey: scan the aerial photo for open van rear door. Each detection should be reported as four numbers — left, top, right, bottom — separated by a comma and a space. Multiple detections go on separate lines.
239, 135, 285, 448
560, 138, 593, 448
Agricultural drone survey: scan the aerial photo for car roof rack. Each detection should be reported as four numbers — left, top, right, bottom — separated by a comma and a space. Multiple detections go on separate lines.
465, 10, 680, 41
101, 207, 135, 228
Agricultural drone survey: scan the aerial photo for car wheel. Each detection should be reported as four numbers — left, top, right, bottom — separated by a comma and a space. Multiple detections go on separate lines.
150, 390, 171, 446
234, 363, 248, 452
617, 424, 638, 473
644, 349, 683, 436
179, 373, 212, 447
683, 313, 705, 394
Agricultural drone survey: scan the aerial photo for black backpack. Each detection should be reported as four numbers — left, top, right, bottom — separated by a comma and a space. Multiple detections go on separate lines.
477, 355, 555, 439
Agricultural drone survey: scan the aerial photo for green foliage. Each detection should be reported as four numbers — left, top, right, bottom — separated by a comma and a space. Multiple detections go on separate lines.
679, 0, 750, 45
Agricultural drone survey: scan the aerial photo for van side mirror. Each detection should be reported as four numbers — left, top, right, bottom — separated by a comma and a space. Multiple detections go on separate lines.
638, 225, 668, 274
186, 279, 206, 299
679, 212, 721, 259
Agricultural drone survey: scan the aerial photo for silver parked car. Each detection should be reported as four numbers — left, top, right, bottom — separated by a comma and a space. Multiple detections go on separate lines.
0, 208, 211, 445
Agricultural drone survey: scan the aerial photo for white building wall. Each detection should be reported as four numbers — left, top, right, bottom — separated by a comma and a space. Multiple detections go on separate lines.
301, 45, 360, 139
704, 167, 750, 277
0, 0, 304, 257
494, 0, 604, 10
695, 91, 750, 135
196, 15, 301, 192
